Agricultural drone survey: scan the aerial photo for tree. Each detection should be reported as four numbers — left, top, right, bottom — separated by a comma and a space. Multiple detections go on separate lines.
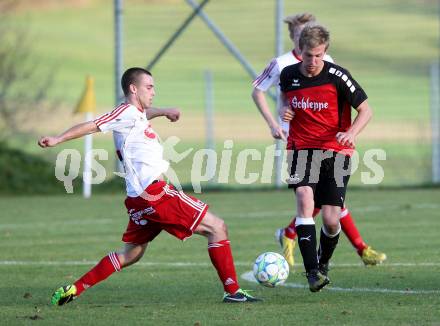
0, 0, 54, 140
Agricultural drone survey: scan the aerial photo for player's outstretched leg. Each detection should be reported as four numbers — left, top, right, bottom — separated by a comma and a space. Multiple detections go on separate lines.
340, 208, 387, 265
51, 244, 146, 306
195, 211, 261, 303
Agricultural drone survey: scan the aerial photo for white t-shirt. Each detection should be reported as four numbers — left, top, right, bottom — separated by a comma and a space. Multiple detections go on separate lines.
94, 103, 169, 197
253, 50, 334, 132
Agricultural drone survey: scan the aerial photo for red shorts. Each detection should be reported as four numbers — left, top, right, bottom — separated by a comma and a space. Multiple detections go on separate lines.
122, 181, 208, 244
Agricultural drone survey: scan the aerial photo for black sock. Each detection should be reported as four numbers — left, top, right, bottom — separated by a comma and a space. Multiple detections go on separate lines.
296, 224, 318, 272
318, 228, 340, 266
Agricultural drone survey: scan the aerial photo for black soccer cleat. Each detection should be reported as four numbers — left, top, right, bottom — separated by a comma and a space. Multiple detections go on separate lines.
223, 289, 262, 303
318, 262, 329, 277
306, 269, 330, 292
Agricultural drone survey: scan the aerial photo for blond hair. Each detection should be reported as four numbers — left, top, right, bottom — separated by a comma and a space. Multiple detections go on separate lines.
283, 13, 316, 29
298, 24, 330, 50
284, 12, 316, 41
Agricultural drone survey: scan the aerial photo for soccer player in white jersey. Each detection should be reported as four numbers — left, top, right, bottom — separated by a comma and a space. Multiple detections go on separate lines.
251, 13, 386, 268
39, 67, 260, 305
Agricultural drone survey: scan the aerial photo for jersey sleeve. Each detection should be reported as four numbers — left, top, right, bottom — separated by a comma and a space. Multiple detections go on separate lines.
330, 67, 368, 109
252, 58, 280, 91
278, 66, 290, 93
93, 104, 137, 133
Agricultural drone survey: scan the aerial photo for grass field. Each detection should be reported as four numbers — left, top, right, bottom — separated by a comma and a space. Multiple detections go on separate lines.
1, 188, 440, 325
3, 4, 439, 322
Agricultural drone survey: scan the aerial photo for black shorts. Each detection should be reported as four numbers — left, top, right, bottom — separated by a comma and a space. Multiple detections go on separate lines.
287, 149, 351, 208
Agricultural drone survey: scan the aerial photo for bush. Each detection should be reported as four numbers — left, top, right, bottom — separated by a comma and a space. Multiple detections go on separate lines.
0, 142, 131, 195
0, 142, 65, 194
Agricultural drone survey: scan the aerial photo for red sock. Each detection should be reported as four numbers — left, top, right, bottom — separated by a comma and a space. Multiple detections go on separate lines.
312, 208, 321, 218
284, 217, 297, 239
284, 208, 320, 240
208, 240, 240, 294
340, 209, 368, 255
74, 252, 121, 296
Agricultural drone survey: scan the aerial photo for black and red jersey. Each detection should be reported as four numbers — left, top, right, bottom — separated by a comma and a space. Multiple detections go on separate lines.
279, 61, 368, 153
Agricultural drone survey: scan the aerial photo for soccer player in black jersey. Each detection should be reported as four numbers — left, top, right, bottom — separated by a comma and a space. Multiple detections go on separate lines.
279, 24, 373, 292
252, 12, 386, 268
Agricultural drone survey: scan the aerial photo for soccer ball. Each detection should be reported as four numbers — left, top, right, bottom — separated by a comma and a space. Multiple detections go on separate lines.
253, 252, 289, 287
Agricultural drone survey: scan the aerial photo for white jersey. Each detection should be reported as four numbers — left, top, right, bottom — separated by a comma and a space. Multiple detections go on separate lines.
253, 50, 334, 132
94, 103, 169, 197
253, 50, 334, 91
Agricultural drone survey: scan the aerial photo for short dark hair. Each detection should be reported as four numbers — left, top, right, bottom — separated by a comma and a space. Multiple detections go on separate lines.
121, 67, 152, 96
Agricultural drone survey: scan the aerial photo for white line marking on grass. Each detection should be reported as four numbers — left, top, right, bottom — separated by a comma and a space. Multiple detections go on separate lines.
1, 261, 440, 268
0, 219, 114, 229
1, 203, 438, 229
221, 202, 440, 218
240, 271, 440, 295
334, 262, 440, 267
0, 260, 213, 267
1, 260, 438, 294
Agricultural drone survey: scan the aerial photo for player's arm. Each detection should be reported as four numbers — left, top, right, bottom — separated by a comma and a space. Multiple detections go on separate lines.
146, 107, 180, 122
280, 93, 294, 122
252, 58, 287, 141
251, 88, 286, 141
336, 100, 373, 148
38, 121, 99, 148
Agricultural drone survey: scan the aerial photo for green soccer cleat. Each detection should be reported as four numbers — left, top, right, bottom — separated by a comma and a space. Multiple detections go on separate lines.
51, 285, 77, 306
361, 246, 387, 266
306, 269, 330, 292
275, 228, 296, 267
223, 289, 262, 303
